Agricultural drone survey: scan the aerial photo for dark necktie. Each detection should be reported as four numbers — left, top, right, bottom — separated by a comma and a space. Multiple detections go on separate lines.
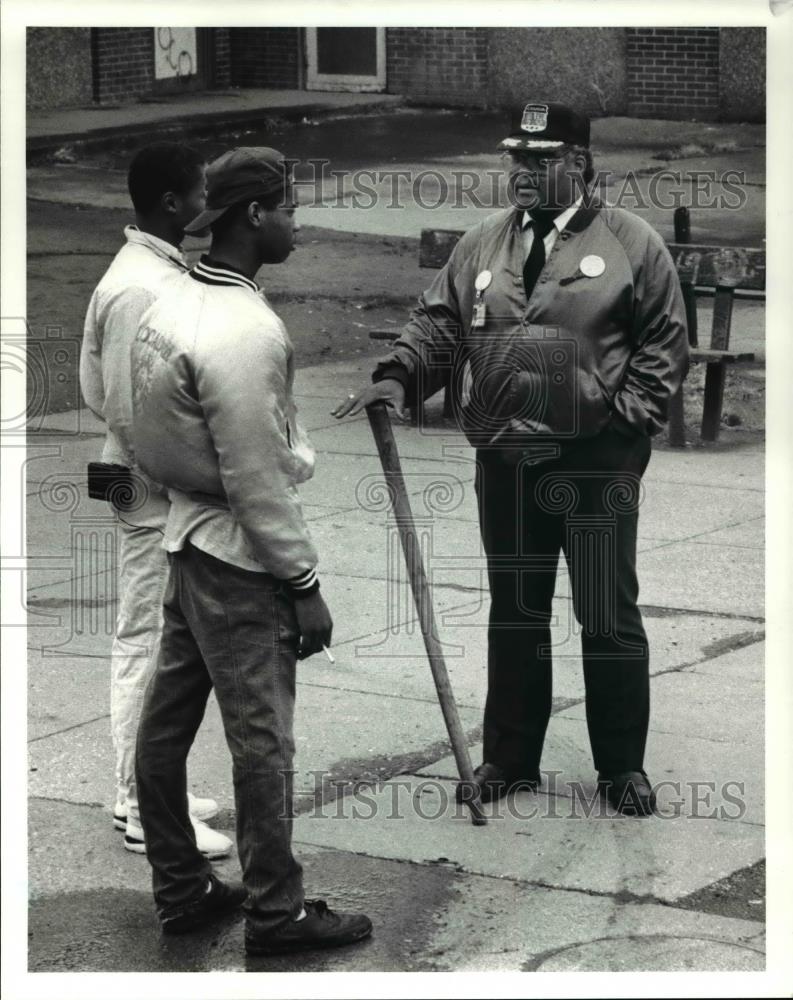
522, 216, 555, 300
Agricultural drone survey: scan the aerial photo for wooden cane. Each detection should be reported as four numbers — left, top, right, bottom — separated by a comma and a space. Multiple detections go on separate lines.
366, 401, 487, 826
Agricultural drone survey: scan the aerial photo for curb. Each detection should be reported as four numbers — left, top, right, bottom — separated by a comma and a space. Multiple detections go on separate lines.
27, 95, 405, 161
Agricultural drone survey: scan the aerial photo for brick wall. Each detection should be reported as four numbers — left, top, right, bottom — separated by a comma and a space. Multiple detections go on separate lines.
229, 28, 301, 88
626, 27, 720, 120
386, 27, 488, 107
92, 28, 153, 104
27, 28, 94, 110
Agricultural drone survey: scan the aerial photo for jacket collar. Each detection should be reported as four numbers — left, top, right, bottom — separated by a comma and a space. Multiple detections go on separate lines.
566, 201, 603, 233
124, 225, 187, 267
512, 193, 601, 237
190, 255, 260, 293
521, 195, 583, 235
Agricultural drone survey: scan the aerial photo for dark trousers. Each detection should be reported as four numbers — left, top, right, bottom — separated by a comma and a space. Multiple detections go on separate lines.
135, 543, 304, 933
475, 423, 653, 777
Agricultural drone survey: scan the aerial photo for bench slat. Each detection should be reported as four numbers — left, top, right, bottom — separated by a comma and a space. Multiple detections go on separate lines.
690, 348, 755, 362
418, 229, 766, 292
666, 243, 766, 291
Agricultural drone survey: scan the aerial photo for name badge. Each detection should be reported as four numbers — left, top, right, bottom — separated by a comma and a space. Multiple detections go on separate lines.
472, 270, 491, 328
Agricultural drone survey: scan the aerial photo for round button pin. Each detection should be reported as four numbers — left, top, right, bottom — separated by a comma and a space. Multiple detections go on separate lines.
580, 255, 605, 278
474, 269, 493, 292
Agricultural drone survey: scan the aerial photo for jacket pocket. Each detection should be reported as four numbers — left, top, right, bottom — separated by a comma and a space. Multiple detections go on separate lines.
592, 370, 615, 408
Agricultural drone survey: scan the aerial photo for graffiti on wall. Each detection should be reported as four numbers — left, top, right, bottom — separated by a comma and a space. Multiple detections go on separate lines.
154, 28, 197, 80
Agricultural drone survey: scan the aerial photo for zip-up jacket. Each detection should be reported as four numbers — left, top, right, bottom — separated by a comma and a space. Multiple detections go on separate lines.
375, 203, 689, 448
131, 257, 319, 595
80, 226, 188, 468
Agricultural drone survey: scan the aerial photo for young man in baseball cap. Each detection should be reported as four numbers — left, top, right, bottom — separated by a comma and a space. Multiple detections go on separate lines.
79, 142, 230, 859
131, 147, 372, 953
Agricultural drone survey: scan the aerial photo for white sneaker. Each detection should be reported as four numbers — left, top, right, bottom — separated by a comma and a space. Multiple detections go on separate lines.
191, 820, 232, 859
123, 819, 148, 854
124, 818, 233, 860
187, 792, 219, 823
113, 796, 128, 832
113, 792, 219, 831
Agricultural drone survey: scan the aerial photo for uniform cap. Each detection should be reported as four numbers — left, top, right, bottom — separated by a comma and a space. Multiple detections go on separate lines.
498, 102, 590, 153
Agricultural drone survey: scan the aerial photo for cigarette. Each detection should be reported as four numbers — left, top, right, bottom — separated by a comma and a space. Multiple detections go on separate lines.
322, 645, 335, 664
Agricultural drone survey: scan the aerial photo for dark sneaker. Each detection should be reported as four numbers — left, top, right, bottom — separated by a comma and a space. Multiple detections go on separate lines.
598, 770, 657, 817
245, 899, 373, 955
160, 874, 246, 934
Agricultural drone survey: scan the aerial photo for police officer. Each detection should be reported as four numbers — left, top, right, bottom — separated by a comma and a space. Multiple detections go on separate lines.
333, 101, 689, 816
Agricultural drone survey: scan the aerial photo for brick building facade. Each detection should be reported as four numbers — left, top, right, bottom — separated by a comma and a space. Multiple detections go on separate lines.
385, 28, 489, 107
229, 28, 302, 88
91, 28, 157, 105
89, 28, 231, 104
625, 27, 720, 119
26, 26, 765, 123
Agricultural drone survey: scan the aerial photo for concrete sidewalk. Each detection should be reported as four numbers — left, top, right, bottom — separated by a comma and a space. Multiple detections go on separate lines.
23, 358, 765, 973
27, 88, 404, 152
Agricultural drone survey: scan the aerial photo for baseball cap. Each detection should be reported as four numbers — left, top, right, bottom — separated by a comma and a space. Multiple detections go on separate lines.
498, 102, 590, 153
185, 146, 292, 234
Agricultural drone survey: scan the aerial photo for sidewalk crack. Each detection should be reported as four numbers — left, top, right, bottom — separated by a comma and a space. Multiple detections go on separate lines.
29, 713, 109, 743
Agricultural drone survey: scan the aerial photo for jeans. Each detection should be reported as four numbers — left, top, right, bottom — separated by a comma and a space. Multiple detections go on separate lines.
110, 489, 170, 825
136, 542, 304, 932
476, 422, 653, 777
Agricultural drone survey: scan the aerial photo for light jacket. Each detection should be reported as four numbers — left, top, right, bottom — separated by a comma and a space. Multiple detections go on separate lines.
375, 203, 689, 450
80, 226, 188, 468
131, 258, 319, 592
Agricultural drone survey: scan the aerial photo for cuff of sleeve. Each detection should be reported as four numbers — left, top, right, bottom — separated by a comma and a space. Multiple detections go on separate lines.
373, 364, 411, 390
373, 364, 413, 405
284, 567, 320, 599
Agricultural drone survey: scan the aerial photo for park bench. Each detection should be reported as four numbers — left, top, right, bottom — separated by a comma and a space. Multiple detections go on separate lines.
370, 220, 764, 444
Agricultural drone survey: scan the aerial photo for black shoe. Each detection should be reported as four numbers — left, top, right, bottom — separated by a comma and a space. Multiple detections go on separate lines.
455, 762, 541, 805
160, 874, 246, 934
598, 770, 656, 817
245, 899, 373, 956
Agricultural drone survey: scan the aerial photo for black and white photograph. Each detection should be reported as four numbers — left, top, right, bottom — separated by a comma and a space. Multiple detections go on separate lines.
2, 1, 792, 996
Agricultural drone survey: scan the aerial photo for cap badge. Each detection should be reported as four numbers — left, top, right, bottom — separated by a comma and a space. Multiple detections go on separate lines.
521, 103, 549, 133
